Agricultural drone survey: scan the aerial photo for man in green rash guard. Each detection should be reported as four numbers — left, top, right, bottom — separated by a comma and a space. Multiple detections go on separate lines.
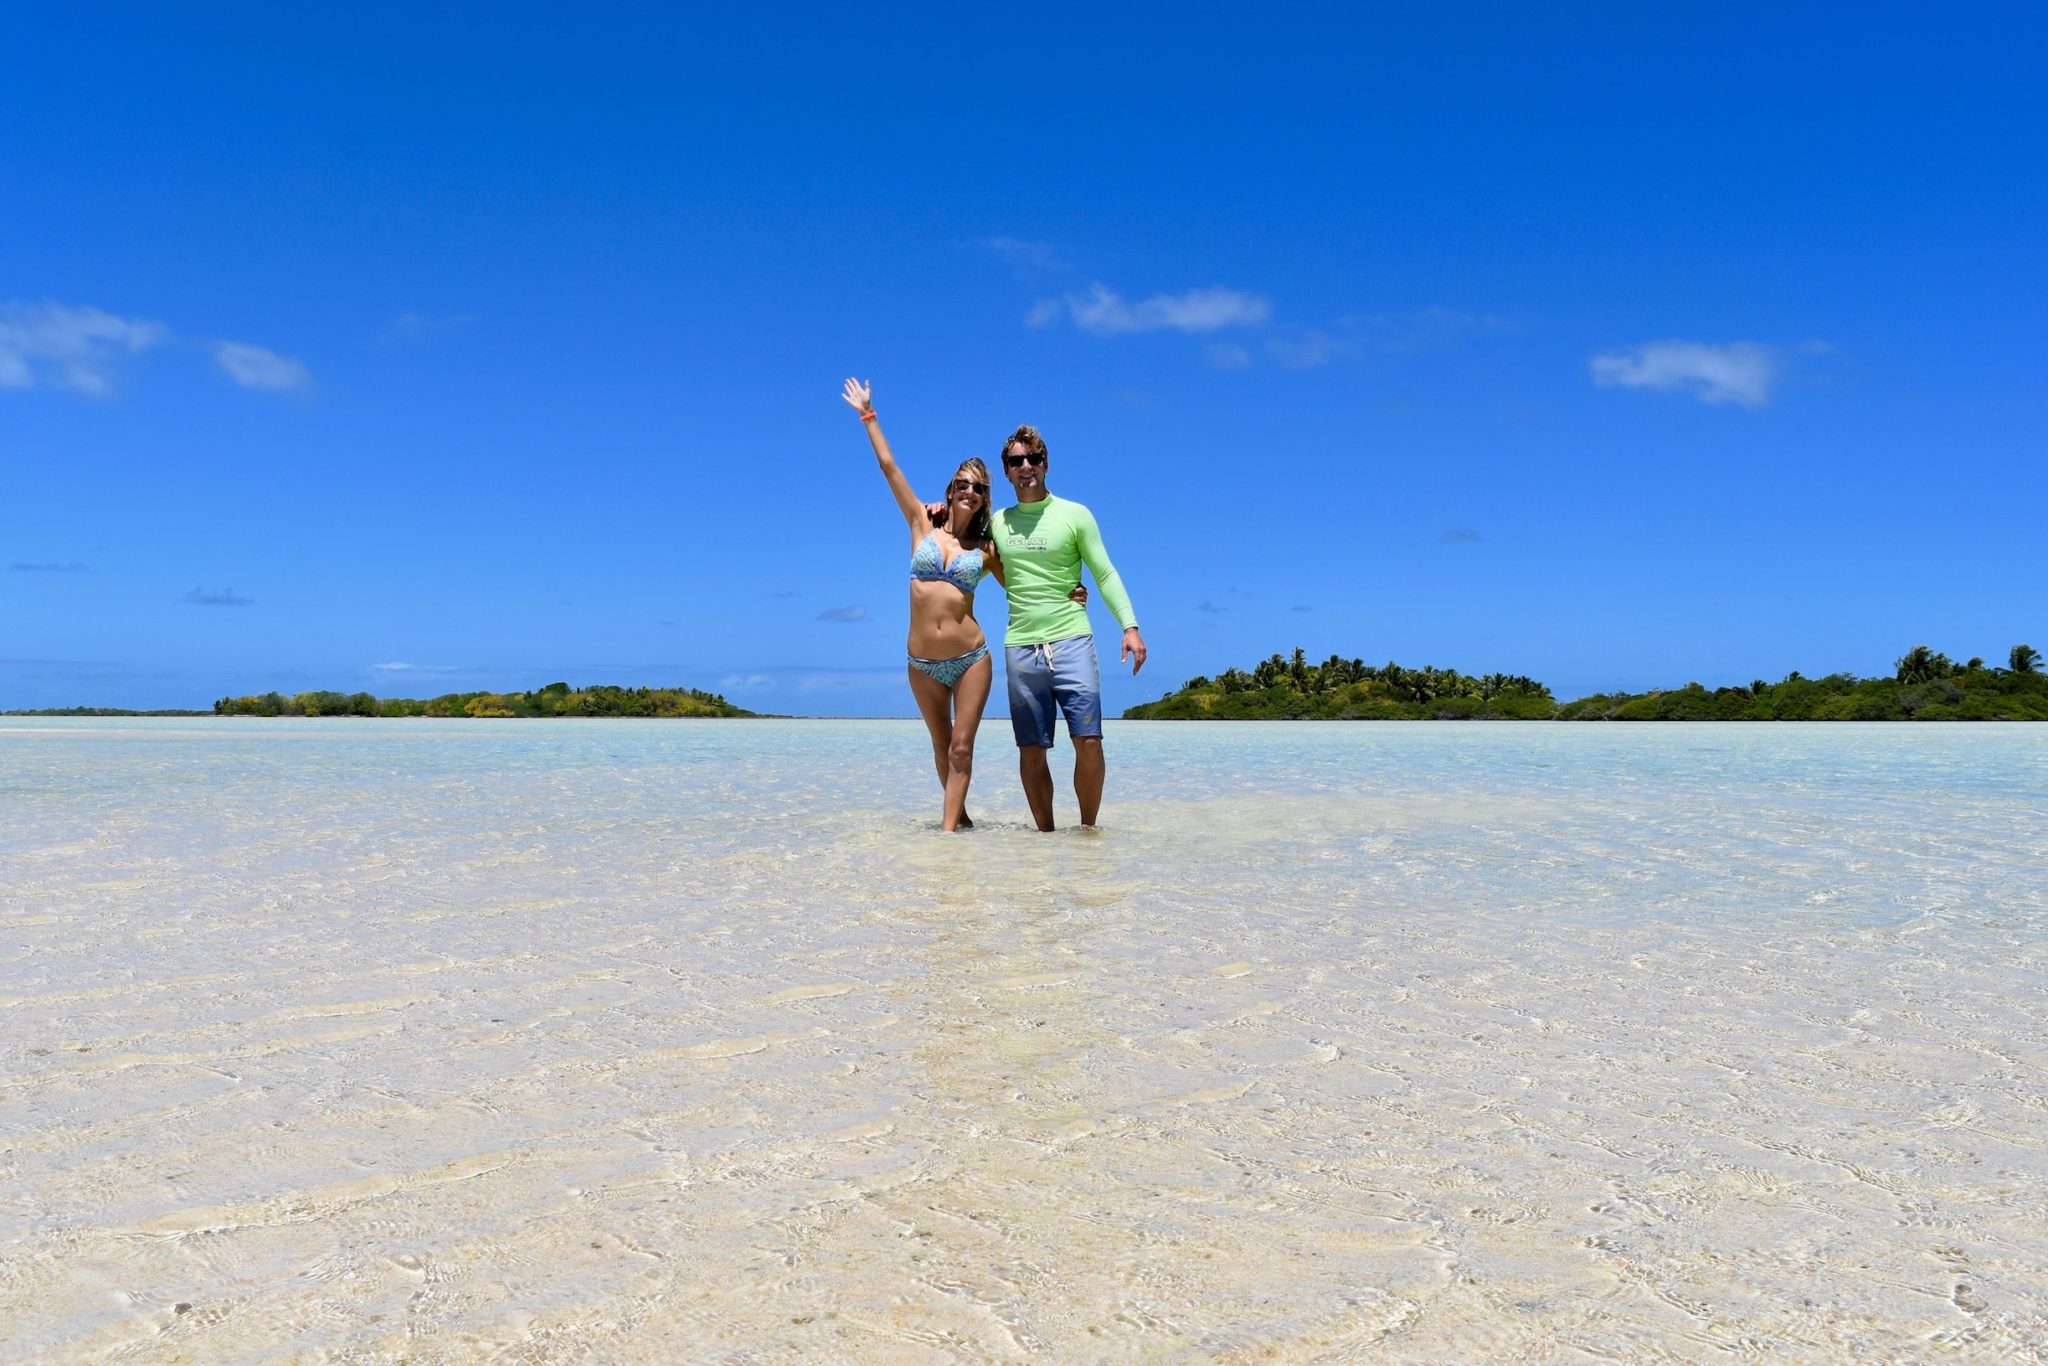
990, 422, 1146, 829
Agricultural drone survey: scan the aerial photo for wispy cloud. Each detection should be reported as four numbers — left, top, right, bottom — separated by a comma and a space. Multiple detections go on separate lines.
0, 299, 312, 398
1589, 340, 1778, 407
1197, 600, 1226, 614
213, 341, 311, 392
383, 310, 475, 341
9, 561, 88, 573
1018, 283, 1509, 375
1355, 307, 1514, 353
182, 587, 254, 607
1032, 283, 1271, 337
1262, 309, 1514, 370
984, 237, 1066, 274
1439, 529, 1482, 545
817, 604, 868, 623
1265, 328, 1344, 369
1290, 604, 1312, 613
0, 302, 169, 395
770, 590, 800, 599
366, 662, 478, 686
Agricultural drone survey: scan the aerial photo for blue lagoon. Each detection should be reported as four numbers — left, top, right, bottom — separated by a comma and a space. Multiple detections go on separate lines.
3, 720, 2045, 1358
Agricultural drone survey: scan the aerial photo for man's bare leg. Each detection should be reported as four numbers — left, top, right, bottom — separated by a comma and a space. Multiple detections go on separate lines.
1019, 745, 1056, 831
1074, 736, 1105, 826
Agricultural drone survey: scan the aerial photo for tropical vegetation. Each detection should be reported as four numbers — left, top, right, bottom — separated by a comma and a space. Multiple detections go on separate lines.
211, 681, 759, 718
1124, 645, 2048, 721
1123, 650, 1556, 720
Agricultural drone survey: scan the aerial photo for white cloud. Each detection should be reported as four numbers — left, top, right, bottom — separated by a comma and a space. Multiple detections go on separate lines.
213, 341, 311, 391
0, 300, 313, 397
1205, 343, 1252, 370
0, 302, 169, 395
1589, 340, 1778, 408
1044, 283, 1271, 337
817, 604, 868, 623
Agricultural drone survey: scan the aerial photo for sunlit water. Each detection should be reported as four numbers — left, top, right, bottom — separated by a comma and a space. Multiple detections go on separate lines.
3, 719, 2045, 1361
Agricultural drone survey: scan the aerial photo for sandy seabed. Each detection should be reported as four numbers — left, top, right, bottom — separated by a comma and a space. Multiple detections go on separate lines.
3, 719, 2046, 1362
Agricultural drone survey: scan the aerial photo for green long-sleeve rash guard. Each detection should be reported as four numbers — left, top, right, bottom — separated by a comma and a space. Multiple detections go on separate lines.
990, 494, 1138, 646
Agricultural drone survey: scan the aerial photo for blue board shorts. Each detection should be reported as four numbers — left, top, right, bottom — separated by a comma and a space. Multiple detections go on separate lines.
1006, 635, 1102, 749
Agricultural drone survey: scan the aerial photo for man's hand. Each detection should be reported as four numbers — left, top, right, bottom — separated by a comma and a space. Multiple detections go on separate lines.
1121, 627, 1147, 675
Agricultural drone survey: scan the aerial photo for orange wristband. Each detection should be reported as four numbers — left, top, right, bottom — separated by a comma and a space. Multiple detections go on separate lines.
861, 410, 878, 423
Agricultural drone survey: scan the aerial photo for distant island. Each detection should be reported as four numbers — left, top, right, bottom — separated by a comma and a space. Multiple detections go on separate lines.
12, 647, 2044, 721
1123, 644, 2048, 721
212, 682, 761, 718
6, 683, 761, 719
2, 707, 215, 718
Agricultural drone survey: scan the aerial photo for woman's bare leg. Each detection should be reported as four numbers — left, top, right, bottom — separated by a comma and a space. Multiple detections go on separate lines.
943, 655, 993, 831
908, 666, 962, 829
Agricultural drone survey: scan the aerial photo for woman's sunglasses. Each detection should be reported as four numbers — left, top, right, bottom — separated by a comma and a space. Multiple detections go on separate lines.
948, 479, 988, 494
1002, 452, 1046, 469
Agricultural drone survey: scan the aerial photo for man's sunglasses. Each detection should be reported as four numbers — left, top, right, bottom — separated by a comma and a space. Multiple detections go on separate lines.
1002, 452, 1046, 469
948, 479, 988, 494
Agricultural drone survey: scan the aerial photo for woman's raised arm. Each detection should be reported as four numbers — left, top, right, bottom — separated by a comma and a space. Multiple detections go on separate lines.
842, 378, 932, 536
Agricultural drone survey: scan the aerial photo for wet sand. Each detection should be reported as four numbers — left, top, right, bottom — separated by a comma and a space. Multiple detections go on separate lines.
3, 720, 2046, 1360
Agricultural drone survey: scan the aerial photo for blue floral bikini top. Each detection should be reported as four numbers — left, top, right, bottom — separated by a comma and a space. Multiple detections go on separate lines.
910, 533, 987, 595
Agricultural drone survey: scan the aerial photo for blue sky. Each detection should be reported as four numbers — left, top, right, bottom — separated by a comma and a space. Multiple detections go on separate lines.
4, 4, 2043, 715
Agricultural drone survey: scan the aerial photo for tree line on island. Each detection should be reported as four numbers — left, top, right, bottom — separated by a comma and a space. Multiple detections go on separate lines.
11, 645, 2041, 721
211, 681, 760, 718
1121, 644, 2047, 721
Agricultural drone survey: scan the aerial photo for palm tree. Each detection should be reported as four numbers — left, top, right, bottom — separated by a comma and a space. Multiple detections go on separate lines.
1895, 645, 1954, 684
2013, 644, 2042, 675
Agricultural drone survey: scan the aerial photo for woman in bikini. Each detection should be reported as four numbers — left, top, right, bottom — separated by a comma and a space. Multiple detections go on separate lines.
841, 378, 1081, 831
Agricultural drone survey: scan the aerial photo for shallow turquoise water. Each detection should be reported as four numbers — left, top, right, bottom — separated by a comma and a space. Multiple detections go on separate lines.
3, 719, 2045, 1359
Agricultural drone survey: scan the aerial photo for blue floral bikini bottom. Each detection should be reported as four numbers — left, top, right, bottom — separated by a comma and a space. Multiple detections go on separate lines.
907, 643, 990, 689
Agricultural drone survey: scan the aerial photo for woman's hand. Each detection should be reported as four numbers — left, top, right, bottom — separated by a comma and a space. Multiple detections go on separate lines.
1069, 582, 1088, 604
841, 377, 874, 415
